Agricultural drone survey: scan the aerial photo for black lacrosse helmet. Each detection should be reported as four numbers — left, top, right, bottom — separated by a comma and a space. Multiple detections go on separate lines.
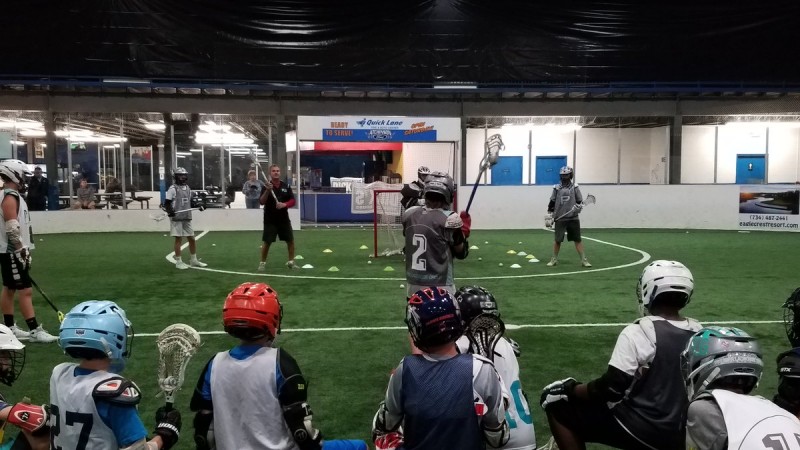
783, 287, 800, 347
455, 285, 499, 327
775, 348, 800, 415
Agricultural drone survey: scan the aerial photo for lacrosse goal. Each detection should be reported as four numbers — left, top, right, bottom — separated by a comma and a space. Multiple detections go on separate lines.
373, 189, 404, 258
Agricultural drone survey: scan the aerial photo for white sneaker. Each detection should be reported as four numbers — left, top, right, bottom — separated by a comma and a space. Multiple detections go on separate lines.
546, 257, 559, 267
257, 262, 266, 271
581, 258, 592, 268
175, 260, 190, 270
10, 324, 30, 340
190, 259, 208, 268
29, 325, 58, 343
286, 260, 297, 269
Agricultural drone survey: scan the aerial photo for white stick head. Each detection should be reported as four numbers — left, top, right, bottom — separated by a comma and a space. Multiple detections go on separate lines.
157, 323, 202, 403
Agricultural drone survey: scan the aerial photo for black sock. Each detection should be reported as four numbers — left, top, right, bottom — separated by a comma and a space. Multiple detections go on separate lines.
25, 317, 38, 331
3, 315, 14, 327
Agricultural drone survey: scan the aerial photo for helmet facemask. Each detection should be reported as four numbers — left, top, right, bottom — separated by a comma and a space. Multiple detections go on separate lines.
783, 287, 800, 347
0, 348, 25, 386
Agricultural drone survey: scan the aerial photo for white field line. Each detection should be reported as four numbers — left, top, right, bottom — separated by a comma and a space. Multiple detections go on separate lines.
177, 232, 651, 281
136, 320, 782, 337
165, 230, 211, 264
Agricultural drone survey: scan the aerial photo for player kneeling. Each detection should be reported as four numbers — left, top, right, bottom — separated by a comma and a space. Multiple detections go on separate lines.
190, 282, 366, 450
51, 301, 182, 450
372, 287, 509, 450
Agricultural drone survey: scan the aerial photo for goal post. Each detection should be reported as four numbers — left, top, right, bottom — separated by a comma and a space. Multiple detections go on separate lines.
373, 189, 404, 258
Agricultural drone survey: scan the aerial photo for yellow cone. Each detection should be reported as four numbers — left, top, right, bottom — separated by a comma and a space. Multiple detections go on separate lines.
359, 245, 369, 250
328, 266, 339, 272
323, 249, 333, 253
506, 250, 516, 254
383, 266, 395, 272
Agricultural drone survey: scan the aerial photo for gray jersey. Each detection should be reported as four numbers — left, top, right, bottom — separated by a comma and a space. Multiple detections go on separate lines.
166, 183, 192, 221
549, 183, 583, 221
402, 206, 457, 291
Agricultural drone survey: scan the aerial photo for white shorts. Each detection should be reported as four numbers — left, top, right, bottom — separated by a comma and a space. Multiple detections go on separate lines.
170, 220, 194, 237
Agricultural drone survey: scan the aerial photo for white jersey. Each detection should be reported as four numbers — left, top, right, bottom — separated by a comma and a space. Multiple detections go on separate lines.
712, 389, 800, 450
0, 190, 33, 253
210, 347, 300, 450
608, 316, 702, 375
49, 362, 118, 449
458, 336, 536, 450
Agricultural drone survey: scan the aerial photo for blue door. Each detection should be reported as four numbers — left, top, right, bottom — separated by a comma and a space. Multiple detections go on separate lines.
536, 156, 567, 185
491, 156, 523, 185
736, 155, 766, 184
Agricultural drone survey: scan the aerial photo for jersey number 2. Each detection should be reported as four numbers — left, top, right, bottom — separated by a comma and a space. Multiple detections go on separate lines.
50, 404, 94, 450
411, 234, 427, 271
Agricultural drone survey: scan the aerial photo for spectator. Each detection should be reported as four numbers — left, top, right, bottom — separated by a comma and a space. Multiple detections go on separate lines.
26, 166, 49, 211
258, 165, 296, 270
242, 170, 265, 209
0, 159, 58, 344
71, 178, 96, 209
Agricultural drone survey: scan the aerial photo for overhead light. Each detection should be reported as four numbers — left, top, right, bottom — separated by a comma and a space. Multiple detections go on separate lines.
198, 123, 231, 132
0, 120, 43, 129
725, 121, 800, 128
189, 148, 203, 153
19, 130, 45, 137
432, 82, 478, 89
9, 140, 25, 146
176, 151, 192, 156
144, 123, 166, 131
103, 78, 151, 84
194, 132, 254, 145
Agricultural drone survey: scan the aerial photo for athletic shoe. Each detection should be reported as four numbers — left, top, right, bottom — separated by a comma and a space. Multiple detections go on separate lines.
581, 258, 592, 268
546, 257, 558, 267
10, 324, 30, 340
29, 325, 58, 343
257, 262, 266, 271
286, 260, 297, 269
190, 259, 208, 268
175, 260, 190, 270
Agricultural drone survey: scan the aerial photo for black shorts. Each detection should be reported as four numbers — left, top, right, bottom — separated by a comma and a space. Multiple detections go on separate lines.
262, 221, 294, 243
0, 253, 31, 290
554, 219, 581, 243
547, 399, 655, 450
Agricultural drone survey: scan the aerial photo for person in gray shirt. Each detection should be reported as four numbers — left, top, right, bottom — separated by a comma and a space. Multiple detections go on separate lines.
372, 287, 509, 450
242, 170, 265, 209
545, 166, 590, 267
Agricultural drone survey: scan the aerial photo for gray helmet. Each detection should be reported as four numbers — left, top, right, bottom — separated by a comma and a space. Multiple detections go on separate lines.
173, 167, 189, 184
417, 166, 431, 183
559, 166, 574, 185
681, 326, 763, 399
423, 171, 454, 205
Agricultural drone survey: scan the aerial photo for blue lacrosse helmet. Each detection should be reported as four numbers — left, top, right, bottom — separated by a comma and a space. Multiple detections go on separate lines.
60, 301, 133, 370
405, 287, 463, 350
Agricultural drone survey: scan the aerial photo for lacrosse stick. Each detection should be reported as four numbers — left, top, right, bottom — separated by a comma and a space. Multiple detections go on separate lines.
466, 313, 505, 362
157, 323, 202, 410
249, 149, 279, 203
30, 277, 65, 323
465, 134, 504, 213
149, 207, 201, 222
783, 287, 800, 347
553, 194, 596, 222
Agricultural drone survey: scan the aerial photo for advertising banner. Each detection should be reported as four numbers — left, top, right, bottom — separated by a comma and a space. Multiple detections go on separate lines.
738, 184, 800, 231
298, 116, 461, 142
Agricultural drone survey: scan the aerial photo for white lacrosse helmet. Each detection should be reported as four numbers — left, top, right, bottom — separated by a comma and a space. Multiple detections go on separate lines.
0, 324, 25, 386
0, 159, 32, 187
637, 260, 694, 315
559, 166, 573, 176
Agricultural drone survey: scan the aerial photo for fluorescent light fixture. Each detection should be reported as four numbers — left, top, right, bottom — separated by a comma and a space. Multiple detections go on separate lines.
0, 120, 43, 129
724, 121, 800, 129
176, 155, 186, 159
9, 140, 25, 146
103, 145, 115, 149
144, 123, 166, 131
432, 82, 478, 89
194, 131, 254, 145
189, 148, 203, 153
176, 151, 192, 156
103, 78, 151, 84
198, 123, 232, 132
19, 130, 45, 137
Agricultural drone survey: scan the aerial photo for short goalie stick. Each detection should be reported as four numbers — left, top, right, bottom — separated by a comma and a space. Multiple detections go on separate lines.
30, 277, 65, 323
157, 324, 202, 410
466, 313, 505, 362
465, 134, 504, 213
553, 194, 596, 222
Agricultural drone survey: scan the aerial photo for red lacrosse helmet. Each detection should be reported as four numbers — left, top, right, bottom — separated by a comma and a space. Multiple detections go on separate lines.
223, 282, 283, 341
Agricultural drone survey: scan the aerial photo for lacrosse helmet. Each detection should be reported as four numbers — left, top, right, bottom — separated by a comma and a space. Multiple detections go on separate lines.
0, 159, 31, 193
636, 260, 694, 316
405, 287, 463, 351
173, 167, 189, 184
60, 301, 133, 370
455, 285, 499, 326
423, 171, 455, 205
417, 166, 431, 183
783, 287, 800, 347
559, 166, 573, 185
681, 326, 763, 399
223, 282, 283, 341
0, 324, 25, 386
775, 348, 800, 414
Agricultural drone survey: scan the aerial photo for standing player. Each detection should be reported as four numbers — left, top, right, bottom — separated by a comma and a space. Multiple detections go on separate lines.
401, 171, 470, 298
164, 167, 207, 270
541, 260, 701, 450
683, 326, 800, 449
258, 164, 297, 271
400, 166, 430, 210
0, 159, 56, 343
372, 287, 509, 450
545, 166, 590, 267
455, 286, 535, 450
190, 282, 366, 450
51, 300, 182, 450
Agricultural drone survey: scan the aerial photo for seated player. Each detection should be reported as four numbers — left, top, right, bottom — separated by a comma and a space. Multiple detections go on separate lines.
372, 287, 509, 450
683, 326, 800, 449
455, 286, 535, 450
190, 282, 366, 450
774, 287, 800, 418
51, 300, 182, 450
541, 260, 702, 450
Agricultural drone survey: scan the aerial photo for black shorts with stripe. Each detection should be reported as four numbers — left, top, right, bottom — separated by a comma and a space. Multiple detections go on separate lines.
262, 221, 294, 243
0, 253, 31, 290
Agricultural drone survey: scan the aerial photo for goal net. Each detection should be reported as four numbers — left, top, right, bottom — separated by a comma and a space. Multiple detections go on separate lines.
373, 189, 404, 258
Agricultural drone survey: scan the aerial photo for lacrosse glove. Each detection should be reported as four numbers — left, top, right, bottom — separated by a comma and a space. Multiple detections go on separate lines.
575, 203, 584, 211
13, 247, 31, 271
459, 211, 472, 238
544, 213, 554, 228
374, 432, 403, 450
540, 378, 578, 409
154, 407, 182, 450
7, 402, 48, 433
